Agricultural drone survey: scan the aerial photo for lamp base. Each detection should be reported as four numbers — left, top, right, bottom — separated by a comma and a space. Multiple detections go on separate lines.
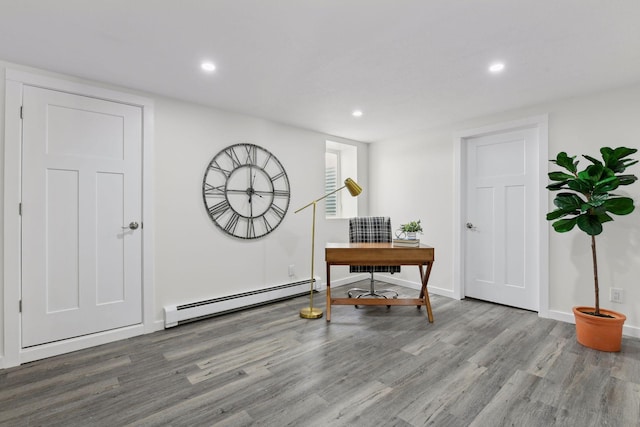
299, 307, 323, 319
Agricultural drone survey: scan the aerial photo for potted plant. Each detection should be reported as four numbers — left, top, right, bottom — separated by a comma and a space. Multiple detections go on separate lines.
399, 220, 423, 240
546, 146, 637, 351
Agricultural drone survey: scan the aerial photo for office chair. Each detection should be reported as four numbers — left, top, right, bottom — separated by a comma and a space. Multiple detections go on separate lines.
347, 216, 400, 301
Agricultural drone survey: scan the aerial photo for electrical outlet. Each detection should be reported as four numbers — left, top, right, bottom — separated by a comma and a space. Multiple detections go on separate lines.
288, 264, 295, 277
610, 288, 624, 303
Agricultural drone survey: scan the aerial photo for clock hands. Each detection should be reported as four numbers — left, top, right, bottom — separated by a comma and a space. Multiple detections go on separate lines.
246, 169, 263, 203
248, 166, 254, 204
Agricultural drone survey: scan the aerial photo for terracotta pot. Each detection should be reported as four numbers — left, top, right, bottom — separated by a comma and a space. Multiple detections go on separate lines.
573, 306, 626, 352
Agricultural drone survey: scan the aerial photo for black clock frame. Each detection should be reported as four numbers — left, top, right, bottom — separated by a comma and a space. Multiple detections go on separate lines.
202, 143, 291, 239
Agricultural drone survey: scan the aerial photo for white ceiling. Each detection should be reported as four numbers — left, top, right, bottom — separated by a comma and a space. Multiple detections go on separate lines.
1, 0, 640, 142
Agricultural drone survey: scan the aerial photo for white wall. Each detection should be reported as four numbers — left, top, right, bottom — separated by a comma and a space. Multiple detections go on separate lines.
152, 97, 370, 320
0, 60, 369, 362
370, 83, 640, 334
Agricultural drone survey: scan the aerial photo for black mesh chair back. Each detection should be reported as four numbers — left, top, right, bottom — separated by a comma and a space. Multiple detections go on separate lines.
348, 217, 400, 299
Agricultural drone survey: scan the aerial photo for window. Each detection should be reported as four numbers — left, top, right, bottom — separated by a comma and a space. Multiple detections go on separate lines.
325, 141, 358, 219
325, 151, 339, 217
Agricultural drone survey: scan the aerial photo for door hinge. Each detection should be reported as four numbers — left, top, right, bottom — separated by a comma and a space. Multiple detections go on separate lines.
19, 202, 22, 215
19, 300, 22, 312
20, 106, 23, 119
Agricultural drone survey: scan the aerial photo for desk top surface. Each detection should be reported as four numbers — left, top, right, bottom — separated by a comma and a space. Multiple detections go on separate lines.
325, 242, 434, 264
326, 242, 433, 249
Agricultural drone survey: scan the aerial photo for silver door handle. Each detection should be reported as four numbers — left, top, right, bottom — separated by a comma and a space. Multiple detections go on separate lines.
123, 222, 139, 230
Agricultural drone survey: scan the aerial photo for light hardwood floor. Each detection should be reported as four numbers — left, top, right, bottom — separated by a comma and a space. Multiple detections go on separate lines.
1, 282, 639, 426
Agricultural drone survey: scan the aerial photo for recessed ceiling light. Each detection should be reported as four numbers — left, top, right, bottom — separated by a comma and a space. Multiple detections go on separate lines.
201, 61, 216, 72
489, 62, 505, 73
352, 110, 363, 117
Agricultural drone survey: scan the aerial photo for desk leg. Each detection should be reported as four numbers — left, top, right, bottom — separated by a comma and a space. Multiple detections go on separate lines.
418, 263, 434, 323
326, 263, 331, 322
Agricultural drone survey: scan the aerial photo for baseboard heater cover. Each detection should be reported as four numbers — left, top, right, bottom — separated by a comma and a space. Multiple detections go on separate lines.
163, 278, 318, 328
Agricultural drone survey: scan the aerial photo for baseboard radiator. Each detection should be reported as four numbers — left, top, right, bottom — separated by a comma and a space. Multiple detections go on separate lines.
163, 278, 317, 328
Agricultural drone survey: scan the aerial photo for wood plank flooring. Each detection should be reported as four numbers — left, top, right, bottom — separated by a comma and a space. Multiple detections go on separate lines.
1, 282, 639, 426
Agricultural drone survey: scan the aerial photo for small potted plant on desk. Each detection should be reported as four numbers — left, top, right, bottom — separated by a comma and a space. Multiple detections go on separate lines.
399, 220, 423, 241
546, 146, 637, 351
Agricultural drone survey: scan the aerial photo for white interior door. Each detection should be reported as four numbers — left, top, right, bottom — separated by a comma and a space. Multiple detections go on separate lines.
464, 128, 539, 311
21, 85, 143, 347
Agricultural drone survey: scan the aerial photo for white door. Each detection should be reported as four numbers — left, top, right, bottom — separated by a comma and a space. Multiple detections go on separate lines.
464, 128, 538, 311
21, 86, 143, 347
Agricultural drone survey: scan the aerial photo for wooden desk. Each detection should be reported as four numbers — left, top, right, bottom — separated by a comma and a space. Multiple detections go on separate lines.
325, 242, 435, 323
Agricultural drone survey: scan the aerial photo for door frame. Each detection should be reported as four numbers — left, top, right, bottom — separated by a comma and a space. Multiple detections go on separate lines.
3, 69, 155, 368
453, 115, 549, 316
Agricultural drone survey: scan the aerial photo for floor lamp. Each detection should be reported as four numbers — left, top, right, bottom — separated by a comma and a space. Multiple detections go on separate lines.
295, 178, 363, 319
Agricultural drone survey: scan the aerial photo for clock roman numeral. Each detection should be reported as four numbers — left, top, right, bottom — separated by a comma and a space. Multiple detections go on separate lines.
208, 200, 230, 219
209, 160, 231, 178
268, 204, 286, 219
262, 215, 273, 232
224, 212, 240, 234
244, 144, 257, 165
270, 171, 286, 181
261, 153, 273, 169
203, 183, 225, 197
272, 190, 289, 198
247, 217, 256, 238
224, 147, 242, 168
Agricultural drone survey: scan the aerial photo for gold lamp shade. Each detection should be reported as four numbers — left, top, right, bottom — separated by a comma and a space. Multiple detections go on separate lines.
344, 177, 362, 197
295, 178, 362, 319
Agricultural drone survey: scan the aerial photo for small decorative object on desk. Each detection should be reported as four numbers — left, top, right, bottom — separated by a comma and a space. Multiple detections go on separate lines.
393, 238, 420, 247
396, 219, 423, 241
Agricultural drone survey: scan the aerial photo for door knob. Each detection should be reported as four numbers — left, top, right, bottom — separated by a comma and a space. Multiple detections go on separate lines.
466, 222, 474, 229
122, 222, 139, 230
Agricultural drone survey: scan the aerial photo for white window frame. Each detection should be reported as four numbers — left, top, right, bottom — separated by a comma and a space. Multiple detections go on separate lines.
325, 140, 358, 219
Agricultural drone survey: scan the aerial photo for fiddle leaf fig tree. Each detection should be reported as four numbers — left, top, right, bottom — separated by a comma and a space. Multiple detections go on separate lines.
546, 147, 638, 316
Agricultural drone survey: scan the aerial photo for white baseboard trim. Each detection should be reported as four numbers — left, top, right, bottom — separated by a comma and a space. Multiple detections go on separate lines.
320, 274, 368, 290
18, 324, 146, 365
547, 309, 640, 339
545, 309, 574, 324
153, 319, 166, 332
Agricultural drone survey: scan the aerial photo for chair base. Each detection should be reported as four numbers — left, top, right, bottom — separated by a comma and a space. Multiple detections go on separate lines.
347, 274, 399, 300
347, 288, 399, 299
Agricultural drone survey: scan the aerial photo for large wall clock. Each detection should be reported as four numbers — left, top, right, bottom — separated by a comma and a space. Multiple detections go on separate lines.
202, 143, 291, 239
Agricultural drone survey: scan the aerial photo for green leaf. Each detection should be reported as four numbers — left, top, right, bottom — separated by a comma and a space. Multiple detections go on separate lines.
597, 213, 614, 224
621, 159, 638, 169
546, 181, 569, 191
552, 152, 578, 173
548, 171, 574, 181
577, 215, 603, 236
546, 208, 578, 221
587, 193, 608, 208
553, 193, 584, 210
603, 146, 638, 172
593, 176, 619, 193
583, 154, 602, 166
567, 178, 593, 193
552, 217, 578, 233
584, 164, 605, 183
612, 146, 638, 159
617, 174, 638, 186
604, 197, 635, 215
